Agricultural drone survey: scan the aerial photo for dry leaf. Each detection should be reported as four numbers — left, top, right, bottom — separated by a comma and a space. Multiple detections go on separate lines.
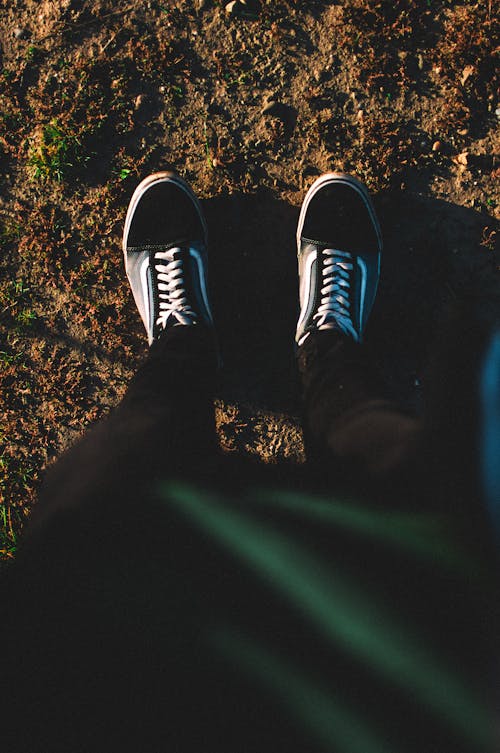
460, 65, 475, 86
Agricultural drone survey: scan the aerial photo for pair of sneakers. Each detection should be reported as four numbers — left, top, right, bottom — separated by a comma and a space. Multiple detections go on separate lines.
122, 172, 382, 349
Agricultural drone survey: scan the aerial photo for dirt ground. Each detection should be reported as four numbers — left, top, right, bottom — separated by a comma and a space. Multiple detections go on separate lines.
0, 0, 498, 557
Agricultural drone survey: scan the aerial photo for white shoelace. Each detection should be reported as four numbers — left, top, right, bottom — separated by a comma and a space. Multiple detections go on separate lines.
314, 248, 357, 340
154, 248, 196, 329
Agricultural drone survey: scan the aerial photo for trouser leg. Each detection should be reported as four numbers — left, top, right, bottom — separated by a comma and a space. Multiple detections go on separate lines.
297, 330, 421, 495
27, 325, 218, 536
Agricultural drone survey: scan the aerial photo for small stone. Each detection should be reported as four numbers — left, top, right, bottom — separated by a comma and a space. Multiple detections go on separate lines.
432, 140, 442, 152
456, 152, 469, 166
262, 99, 279, 115
417, 53, 424, 70
134, 94, 147, 111
460, 65, 475, 87
225, 0, 260, 17
496, 106, 500, 120
13, 27, 27, 39
225, 0, 246, 15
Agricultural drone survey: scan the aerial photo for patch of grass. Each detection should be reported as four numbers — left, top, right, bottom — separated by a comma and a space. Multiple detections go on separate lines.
28, 119, 90, 182
0, 503, 18, 560
0, 280, 32, 326
0, 448, 35, 561
171, 84, 184, 100
16, 308, 37, 328
117, 167, 132, 180
0, 215, 21, 246
0, 350, 21, 367
24, 45, 40, 63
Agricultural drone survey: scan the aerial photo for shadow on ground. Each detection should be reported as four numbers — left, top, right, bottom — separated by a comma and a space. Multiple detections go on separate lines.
201, 186, 499, 423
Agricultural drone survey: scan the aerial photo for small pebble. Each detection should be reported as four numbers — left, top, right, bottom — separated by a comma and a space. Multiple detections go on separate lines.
225, 0, 260, 17
13, 27, 27, 39
262, 99, 279, 115
432, 140, 442, 152
225, 0, 246, 15
460, 65, 475, 86
134, 94, 147, 111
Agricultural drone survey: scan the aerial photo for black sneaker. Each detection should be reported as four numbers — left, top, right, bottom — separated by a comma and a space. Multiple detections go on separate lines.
122, 172, 214, 345
295, 172, 382, 346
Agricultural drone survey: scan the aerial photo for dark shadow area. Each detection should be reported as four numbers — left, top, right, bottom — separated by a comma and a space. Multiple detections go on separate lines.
202, 188, 499, 417
203, 190, 300, 412
370, 192, 499, 410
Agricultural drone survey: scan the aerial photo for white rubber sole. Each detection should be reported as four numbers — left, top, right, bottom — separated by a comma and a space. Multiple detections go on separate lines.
296, 172, 383, 254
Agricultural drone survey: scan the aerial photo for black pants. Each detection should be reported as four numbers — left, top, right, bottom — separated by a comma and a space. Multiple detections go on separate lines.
1, 326, 496, 753
28, 327, 420, 536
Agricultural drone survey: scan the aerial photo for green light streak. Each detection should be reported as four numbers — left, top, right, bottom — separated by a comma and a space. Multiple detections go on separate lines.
251, 488, 478, 575
211, 625, 391, 753
162, 481, 492, 748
